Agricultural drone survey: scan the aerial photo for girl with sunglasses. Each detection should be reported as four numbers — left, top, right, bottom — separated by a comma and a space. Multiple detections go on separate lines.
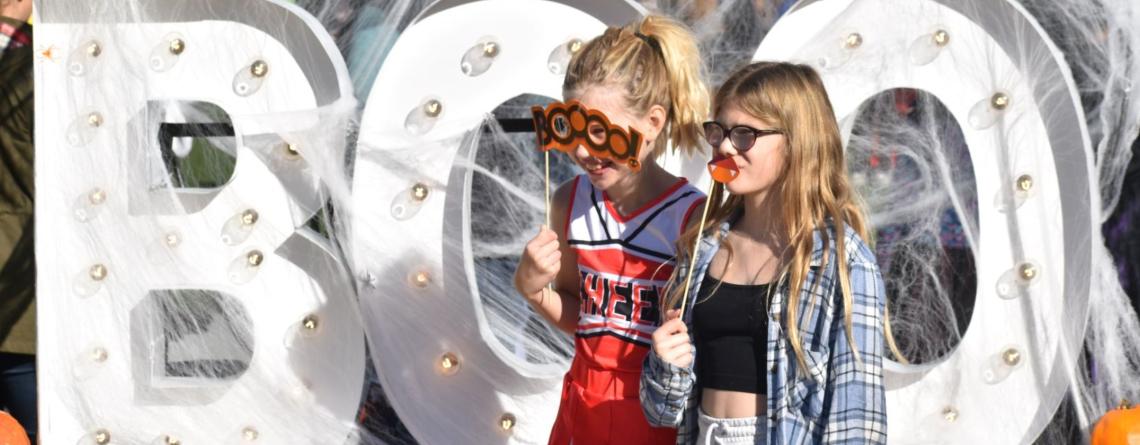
640, 61, 902, 444
513, 15, 712, 445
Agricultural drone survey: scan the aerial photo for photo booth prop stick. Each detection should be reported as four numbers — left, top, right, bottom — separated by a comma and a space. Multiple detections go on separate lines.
678, 156, 740, 319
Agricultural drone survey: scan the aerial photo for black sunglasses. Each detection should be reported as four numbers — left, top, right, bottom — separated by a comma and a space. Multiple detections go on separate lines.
702, 121, 783, 152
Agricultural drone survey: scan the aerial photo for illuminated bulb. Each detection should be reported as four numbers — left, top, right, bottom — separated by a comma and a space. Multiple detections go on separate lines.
88, 189, 106, 206
87, 41, 102, 57
942, 407, 958, 422
164, 436, 181, 445
499, 413, 517, 432
91, 347, 108, 363
438, 352, 460, 376
568, 39, 583, 53
1017, 263, 1037, 281
844, 33, 863, 48
164, 232, 181, 247
241, 209, 259, 226
411, 183, 430, 201
968, 91, 1010, 130
89, 264, 108, 281
242, 427, 259, 441
482, 41, 500, 57
87, 112, 104, 128
94, 429, 111, 445
424, 100, 442, 118
1002, 348, 1022, 366
168, 38, 185, 55
246, 250, 264, 267
405, 98, 443, 135
933, 30, 950, 46
410, 270, 431, 288
1016, 174, 1034, 192
302, 315, 319, 332
991, 92, 1010, 110
250, 60, 269, 78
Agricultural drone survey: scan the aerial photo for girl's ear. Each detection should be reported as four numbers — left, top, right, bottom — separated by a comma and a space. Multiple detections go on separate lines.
644, 104, 669, 142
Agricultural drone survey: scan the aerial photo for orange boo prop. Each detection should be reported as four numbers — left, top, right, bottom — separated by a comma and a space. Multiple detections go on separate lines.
531, 100, 643, 171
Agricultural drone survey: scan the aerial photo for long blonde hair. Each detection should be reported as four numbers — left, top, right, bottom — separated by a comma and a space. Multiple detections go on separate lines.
665, 61, 905, 370
563, 15, 709, 158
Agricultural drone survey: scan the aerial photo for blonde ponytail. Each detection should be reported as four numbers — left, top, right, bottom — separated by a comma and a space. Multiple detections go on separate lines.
635, 16, 710, 157
563, 15, 710, 158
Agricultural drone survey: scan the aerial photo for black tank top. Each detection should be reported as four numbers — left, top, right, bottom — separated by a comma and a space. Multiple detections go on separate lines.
692, 273, 770, 394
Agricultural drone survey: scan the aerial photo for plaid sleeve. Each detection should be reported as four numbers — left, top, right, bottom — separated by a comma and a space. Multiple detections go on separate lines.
639, 346, 695, 428
821, 234, 888, 444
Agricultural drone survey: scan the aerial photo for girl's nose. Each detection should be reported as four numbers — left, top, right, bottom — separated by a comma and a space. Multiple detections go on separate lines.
574, 144, 590, 160
716, 135, 737, 157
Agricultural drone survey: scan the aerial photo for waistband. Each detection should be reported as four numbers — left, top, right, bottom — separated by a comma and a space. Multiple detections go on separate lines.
697, 408, 762, 443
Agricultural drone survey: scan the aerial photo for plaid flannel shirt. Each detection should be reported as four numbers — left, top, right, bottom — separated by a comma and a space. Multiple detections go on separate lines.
639, 214, 889, 444
0, 15, 35, 356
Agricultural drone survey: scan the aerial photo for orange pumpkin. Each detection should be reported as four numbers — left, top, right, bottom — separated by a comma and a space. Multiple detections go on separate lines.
0, 411, 28, 445
1092, 400, 1140, 445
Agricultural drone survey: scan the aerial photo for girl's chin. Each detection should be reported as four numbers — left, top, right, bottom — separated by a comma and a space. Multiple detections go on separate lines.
583, 169, 621, 189
724, 180, 755, 195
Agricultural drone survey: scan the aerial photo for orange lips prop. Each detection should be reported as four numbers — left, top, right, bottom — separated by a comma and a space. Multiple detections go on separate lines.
707, 156, 739, 184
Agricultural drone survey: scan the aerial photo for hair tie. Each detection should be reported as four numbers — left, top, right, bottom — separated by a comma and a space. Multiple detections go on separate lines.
633, 31, 665, 60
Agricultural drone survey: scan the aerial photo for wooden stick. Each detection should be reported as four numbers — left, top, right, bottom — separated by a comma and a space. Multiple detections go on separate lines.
544, 150, 551, 228
544, 150, 553, 291
678, 179, 717, 320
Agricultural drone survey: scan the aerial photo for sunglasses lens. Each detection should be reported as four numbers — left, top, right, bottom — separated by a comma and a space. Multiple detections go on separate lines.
703, 123, 724, 147
729, 128, 756, 151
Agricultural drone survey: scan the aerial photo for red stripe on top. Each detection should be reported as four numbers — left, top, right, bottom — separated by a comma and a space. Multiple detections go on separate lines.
575, 247, 674, 281
602, 178, 689, 223
681, 196, 706, 237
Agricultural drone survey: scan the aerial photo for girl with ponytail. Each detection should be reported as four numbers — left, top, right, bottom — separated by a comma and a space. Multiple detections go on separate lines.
513, 15, 711, 445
